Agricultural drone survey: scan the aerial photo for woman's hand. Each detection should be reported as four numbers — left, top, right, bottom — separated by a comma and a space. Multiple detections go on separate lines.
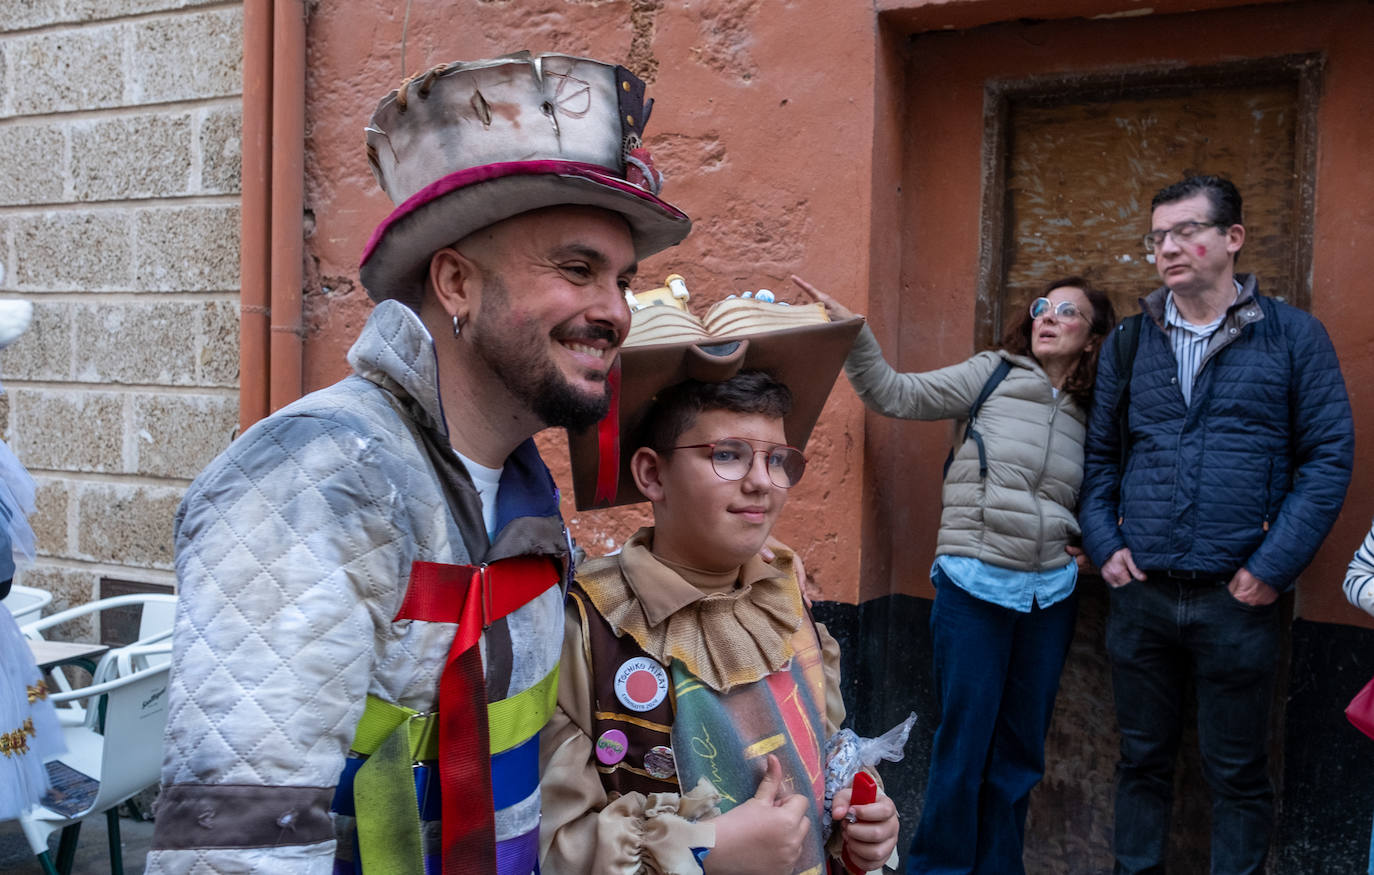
831, 784, 900, 871
791, 275, 861, 321
706, 755, 813, 874
1065, 544, 1098, 577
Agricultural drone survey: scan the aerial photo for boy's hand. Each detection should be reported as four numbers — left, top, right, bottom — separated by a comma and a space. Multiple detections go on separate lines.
831, 785, 900, 872
706, 755, 812, 874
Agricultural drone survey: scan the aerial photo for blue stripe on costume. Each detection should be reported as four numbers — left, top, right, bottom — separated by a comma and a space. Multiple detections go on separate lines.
491, 734, 539, 810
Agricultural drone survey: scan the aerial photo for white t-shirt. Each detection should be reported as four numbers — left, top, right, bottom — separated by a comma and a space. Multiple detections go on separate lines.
456, 451, 502, 542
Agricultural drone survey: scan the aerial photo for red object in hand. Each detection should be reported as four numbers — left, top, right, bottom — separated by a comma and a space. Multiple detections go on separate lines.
841, 771, 879, 874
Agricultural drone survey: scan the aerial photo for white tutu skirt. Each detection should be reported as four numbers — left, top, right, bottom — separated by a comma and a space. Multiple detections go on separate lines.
0, 436, 57, 819
0, 604, 65, 819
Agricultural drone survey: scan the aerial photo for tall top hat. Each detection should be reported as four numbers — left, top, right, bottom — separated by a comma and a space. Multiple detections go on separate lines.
360, 51, 692, 305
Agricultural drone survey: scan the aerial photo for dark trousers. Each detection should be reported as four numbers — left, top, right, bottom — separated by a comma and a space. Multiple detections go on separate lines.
907, 570, 1078, 875
1106, 578, 1279, 875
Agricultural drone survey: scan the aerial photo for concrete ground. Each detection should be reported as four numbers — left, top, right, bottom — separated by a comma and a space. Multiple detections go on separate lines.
0, 809, 153, 874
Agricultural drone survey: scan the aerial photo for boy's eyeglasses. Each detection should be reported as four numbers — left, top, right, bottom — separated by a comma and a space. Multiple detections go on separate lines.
1029, 298, 1086, 322
661, 438, 807, 488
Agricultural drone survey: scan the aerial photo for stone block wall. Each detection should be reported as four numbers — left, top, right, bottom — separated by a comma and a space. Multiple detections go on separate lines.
0, 1, 242, 624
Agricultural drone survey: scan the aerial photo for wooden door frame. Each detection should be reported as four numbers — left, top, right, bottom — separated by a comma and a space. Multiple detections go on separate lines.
974, 53, 1323, 348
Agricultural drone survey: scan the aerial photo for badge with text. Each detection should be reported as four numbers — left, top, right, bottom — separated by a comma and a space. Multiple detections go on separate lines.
595, 729, 629, 765
614, 656, 669, 712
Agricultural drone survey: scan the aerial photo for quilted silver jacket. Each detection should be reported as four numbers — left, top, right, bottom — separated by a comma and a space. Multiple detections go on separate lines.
147, 300, 565, 873
844, 325, 1087, 571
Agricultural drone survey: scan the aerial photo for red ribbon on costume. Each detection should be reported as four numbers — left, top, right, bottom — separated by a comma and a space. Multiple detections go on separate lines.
396, 557, 560, 874
593, 357, 623, 506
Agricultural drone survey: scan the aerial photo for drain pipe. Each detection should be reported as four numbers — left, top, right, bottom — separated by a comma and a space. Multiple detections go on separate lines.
238, 0, 272, 430
268, 0, 306, 413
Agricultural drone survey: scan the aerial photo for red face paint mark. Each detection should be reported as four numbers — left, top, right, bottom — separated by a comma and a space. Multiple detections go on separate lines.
1195, 245, 1208, 257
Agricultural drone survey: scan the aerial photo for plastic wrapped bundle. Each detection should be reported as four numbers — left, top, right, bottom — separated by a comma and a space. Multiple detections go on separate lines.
821, 712, 918, 840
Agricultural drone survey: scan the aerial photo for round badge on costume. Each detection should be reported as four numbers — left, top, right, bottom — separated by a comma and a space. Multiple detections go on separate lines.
614, 656, 668, 712
644, 744, 676, 780
595, 729, 629, 765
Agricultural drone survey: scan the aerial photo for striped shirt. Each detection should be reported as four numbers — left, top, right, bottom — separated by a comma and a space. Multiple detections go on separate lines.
1163, 280, 1241, 405
1344, 522, 1374, 618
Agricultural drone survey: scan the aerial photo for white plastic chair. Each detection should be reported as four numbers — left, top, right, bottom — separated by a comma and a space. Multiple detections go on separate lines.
18, 646, 172, 875
21, 593, 177, 727
2, 583, 53, 625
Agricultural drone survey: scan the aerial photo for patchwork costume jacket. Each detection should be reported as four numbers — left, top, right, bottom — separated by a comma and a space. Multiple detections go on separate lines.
147, 300, 567, 874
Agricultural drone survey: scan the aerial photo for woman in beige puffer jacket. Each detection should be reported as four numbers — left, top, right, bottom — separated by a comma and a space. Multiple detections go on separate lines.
795, 275, 1114, 875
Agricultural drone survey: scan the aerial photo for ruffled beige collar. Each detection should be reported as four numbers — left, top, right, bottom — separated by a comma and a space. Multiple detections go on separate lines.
578, 528, 805, 692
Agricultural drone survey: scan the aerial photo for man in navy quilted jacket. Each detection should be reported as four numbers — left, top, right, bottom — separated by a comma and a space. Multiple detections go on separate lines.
1079, 175, 1353, 875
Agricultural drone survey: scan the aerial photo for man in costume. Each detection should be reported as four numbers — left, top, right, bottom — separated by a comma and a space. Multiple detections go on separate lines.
541, 287, 900, 873
147, 52, 689, 874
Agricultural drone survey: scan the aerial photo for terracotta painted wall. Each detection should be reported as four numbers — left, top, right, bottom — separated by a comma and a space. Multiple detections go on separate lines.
300, 0, 881, 604
298, 0, 1374, 627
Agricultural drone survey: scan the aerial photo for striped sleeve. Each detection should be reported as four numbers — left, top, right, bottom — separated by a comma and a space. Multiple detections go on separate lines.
1343, 521, 1374, 618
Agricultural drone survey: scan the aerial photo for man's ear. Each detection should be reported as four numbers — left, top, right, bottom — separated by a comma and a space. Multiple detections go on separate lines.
1225, 223, 1246, 257
630, 447, 667, 503
428, 246, 479, 326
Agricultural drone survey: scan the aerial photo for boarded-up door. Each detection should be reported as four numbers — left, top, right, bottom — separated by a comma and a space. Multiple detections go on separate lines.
978, 56, 1320, 343
970, 54, 1320, 874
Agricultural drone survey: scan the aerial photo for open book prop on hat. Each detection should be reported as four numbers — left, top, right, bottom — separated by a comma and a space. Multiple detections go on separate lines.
622, 275, 840, 347
568, 274, 863, 509
360, 52, 690, 305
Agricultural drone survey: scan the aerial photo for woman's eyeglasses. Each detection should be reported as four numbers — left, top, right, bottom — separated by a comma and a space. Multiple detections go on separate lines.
660, 438, 807, 488
1029, 298, 1085, 322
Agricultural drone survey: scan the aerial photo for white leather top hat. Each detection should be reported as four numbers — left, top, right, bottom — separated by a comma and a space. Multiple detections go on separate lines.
359, 51, 692, 304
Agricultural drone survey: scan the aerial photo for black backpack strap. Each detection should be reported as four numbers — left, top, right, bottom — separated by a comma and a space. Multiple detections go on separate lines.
944, 357, 1012, 480
1112, 314, 1143, 463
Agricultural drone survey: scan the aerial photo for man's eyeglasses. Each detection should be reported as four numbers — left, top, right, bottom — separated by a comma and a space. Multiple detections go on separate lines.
661, 437, 807, 489
1029, 298, 1085, 322
1142, 220, 1225, 252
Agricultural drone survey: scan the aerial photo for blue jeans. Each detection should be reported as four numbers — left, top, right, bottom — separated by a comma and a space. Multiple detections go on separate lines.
907, 569, 1078, 875
1106, 578, 1279, 875
1368, 809, 1374, 875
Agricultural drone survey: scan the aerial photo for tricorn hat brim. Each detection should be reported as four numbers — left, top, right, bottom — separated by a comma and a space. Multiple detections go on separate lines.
567, 315, 863, 510
359, 160, 691, 305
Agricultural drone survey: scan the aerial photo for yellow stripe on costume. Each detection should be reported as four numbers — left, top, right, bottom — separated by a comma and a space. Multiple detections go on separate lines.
352, 696, 437, 761
741, 733, 786, 760
592, 710, 674, 733
488, 664, 560, 754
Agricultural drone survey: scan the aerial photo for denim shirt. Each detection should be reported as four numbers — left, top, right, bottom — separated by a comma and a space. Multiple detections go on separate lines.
933, 553, 1077, 613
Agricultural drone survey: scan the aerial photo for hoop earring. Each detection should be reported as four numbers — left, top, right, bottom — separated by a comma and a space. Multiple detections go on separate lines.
452, 314, 461, 338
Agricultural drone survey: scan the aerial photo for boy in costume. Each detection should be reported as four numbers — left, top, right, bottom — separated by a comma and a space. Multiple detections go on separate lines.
541, 290, 899, 873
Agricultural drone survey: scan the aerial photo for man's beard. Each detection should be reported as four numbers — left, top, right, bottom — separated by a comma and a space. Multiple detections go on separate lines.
526, 366, 612, 431
470, 277, 615, 431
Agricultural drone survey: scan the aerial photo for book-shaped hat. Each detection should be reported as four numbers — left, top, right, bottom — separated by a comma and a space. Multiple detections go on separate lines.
360, 52, 691, 305
568, 277, 863, 509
